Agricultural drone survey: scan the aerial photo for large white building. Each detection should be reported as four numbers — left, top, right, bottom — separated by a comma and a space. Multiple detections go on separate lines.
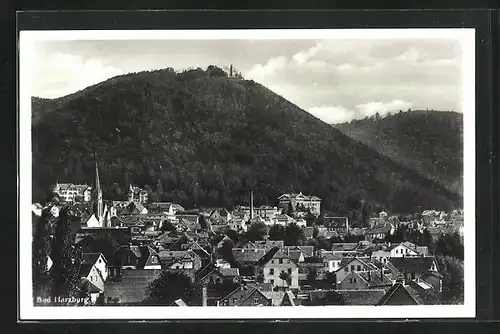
53, 183, 92, 202
277, 192, 321, 216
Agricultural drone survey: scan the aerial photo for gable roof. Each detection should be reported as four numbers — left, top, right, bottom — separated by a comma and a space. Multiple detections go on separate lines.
336, 289, 387, 305
171, 299, 188, 306
82, 252, 107, 265
389, 257, 437, 275
80, 263, 95, 277
355, 270, 393, 287
377, 282, 420, 305
232, 249, 267, 264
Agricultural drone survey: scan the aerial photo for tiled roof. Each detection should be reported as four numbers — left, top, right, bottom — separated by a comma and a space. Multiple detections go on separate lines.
356, 270, 393, 287
331, 243, 359, 251
322, 253, 343, 261
368, 224, 393, 235
377, 282, 419, 305
336, 289, 387, 305
389, 257, 437, 275
80, 263, 95, 277
278, 193, 321, 201
254, 240, 284, 250
82, 252, 106, 265
260, 291, 286, 306
219, 267, 240, 277
232, 249, 267, 264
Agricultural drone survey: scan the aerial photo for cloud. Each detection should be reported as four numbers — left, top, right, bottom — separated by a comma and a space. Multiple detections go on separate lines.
246, 39, 462, 123
356, 100, 414, 118
310, 99, 415, 124
308, 105, 355, 124
30, 38, 463, 123
32, 52, 123, 98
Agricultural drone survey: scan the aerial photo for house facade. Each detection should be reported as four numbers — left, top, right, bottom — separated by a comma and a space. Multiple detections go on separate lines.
82, 253, 108, 281
261, 253, 299, 289
277, 192, 321, 216
53, 183, 92, 202
335, 257, 377, 284
128, 185, 148, 203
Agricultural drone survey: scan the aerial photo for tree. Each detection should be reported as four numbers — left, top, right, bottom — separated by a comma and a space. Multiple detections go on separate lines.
49, 208, 82, 302
436, 255, 464, 304
218, 239, 235, 264
279, 270, 292, 288
268, 224, 286, 241
226, 229, 239, 243
284, 223, 305, 246
146, 271, 201, 305
32, 208, 56, 301
246, 222, 268, 242
90, 234, 120, 262
160, 220, 176, 232
307, 268, 318, 283
324, 271, 337, 288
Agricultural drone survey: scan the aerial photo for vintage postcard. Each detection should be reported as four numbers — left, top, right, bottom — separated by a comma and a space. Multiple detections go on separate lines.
19, 28, 475, 319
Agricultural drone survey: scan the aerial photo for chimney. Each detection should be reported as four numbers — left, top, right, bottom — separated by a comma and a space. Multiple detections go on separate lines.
250, 191, 254, 219
202, 285, 208, 306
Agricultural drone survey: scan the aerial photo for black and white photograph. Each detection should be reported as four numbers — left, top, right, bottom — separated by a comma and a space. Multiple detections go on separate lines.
19, 28, 475, 319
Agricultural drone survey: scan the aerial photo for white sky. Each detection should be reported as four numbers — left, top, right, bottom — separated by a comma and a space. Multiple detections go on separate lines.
31, 37, 463, 124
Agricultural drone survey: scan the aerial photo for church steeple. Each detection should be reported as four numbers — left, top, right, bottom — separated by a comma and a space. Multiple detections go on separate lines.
93, 153, 104, 226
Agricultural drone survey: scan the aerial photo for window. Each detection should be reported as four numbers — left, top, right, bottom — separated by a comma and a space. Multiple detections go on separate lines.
324, 263, 328, 268
344, 266, 348, 272
270, 279, 274, 285
411, 272, 416, 279
269, 268, 274, 275
357, 265, 361, 271
288, 268, 292, 274
395, 249, 398, 254
349, 278, 352, 283
353, 278, 357, 283
98, 259, 102, 263
279, 258, 283, 264
350, 265, 354, 272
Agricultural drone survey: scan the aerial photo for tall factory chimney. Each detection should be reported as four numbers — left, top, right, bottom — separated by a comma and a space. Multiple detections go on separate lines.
250, 191, 254, 219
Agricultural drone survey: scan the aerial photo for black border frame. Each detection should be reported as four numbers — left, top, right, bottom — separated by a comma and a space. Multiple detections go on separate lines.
14, 8, 498, 329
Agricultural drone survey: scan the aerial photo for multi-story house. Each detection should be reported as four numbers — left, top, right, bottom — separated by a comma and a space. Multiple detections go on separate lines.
53, 183, 92, 202
260, 252, 299, 289
371, 242, 421, 264
338, 269, 393, 290
323, 216, 349, 236
335, 257, 378, 284
321, 253, 343, 273
82, 253, 108, 281
277, 192, 321, 216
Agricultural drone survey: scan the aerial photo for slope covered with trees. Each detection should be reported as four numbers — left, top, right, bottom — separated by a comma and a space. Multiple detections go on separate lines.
335, 110, 463, 195
32, 66, 461, 214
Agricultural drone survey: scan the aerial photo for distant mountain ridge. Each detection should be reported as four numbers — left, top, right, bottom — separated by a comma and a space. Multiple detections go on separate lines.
31, 66, 462, 216
334, 110, 463, 195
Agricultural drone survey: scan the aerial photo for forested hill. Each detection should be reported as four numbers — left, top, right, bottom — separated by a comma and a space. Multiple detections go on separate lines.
334, 110, 463, 196
31, 66, 462, 215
